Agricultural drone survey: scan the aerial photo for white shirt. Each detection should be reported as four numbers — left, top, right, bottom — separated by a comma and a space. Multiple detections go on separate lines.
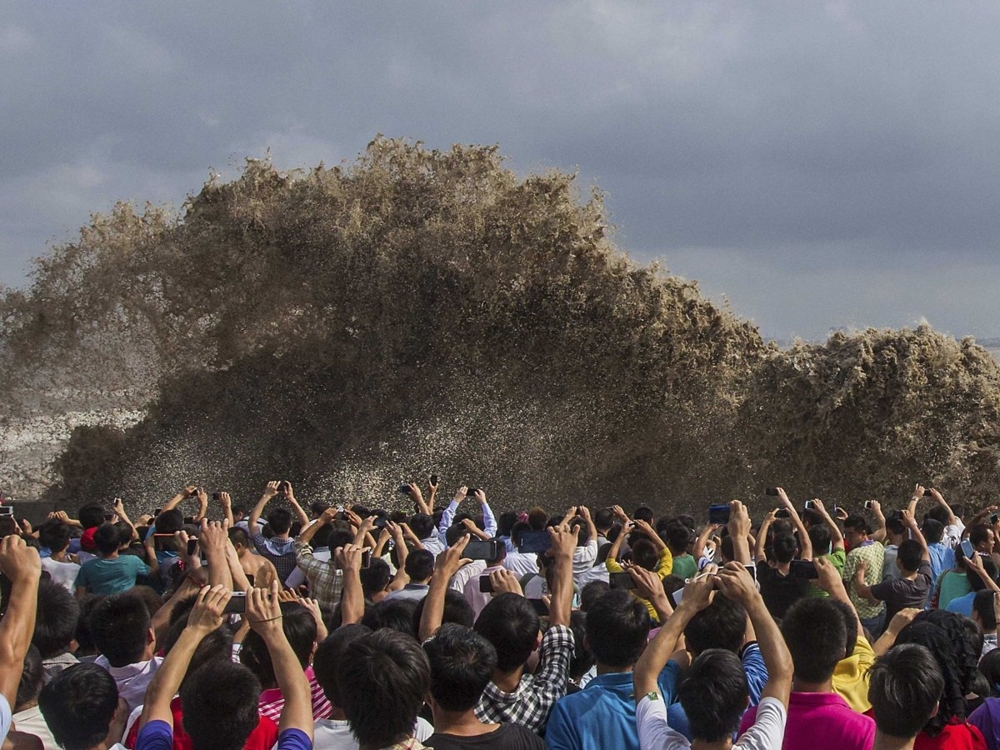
449, 560, 487, 594
502, 550, 540, 579
313, 716, 433, 749
15, 705, 62, 750
464, 564, 505, 619
41, 556, 81, 593
572, 541, 599, 581
637, 694, 786, 750
285, 546, 331, 588
95, 655, 164, 713
0, 695, 11, 746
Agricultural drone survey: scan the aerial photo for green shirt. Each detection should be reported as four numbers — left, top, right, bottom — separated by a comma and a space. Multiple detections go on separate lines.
74, 556, 149, 595
670, 553, 698, 581
810, 548, 847, 598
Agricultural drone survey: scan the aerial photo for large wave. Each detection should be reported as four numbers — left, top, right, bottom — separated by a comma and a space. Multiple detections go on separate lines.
2, 138, 998, 513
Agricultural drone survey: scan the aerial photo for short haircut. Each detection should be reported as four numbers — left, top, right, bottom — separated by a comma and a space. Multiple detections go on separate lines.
156, 508, 184, 535
360, 557, 392, 599
593, 508, 615, 531
475, 593, 540, 672
363, 598, 419, 638
38, 520, 72, 553
885, 516, 906, 537
771, 533, 798, 564
412, 589, 474, 632
88, 591, 151, 667
868, 644, 944, 739
979, 648, 1000, 695
78, 503, 107, 530
585, 589, 650, 668
266, 507, 293, 535
340, 630, 430, 748
843, 515, 869, 534
970, 525, 993, 547
94, 523, 122, 555
409, 513, 436, 540
327, 528, 355, 552
510, 521, 531, 546
781, 598, 848, 683
180, 660, 262, 750
17, 644, 44, 709
445, 523, 471, 548
38, 664, 120, 750
922, 518, 945, 545
678, 649, 749, 742
684, 596, 747, 656
33, 578, 80, 658
423, 624, 497, 711
497, 511, 519, 537
240, 602, 316, 686
664, 521, 692, 553
808, 524, 832, 556
973, 590, 998, 630
925, 505, 951, 528
527, 507, 548, 530
633, 506, 654, 523
314, 624, 372, 706
631, 538, 659, 571
897, 539, 924, 572
828, 599, 858, 658
580, 580, 610, 613
405, 549, 435, 582
228, 527, 250, 548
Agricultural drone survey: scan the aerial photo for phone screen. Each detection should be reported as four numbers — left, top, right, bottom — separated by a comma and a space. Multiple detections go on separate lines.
464, 540, 500, 562
961, 539, 975, 559
517, 530, 552, 555
708, 504, 731, 524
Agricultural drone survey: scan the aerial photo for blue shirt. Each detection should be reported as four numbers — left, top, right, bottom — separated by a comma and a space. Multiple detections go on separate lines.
946, 591, 977, 618
74, 555, 150, 594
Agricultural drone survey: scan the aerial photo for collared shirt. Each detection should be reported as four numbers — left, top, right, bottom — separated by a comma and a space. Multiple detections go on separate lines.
294, 542, 343, 609
464, 564, 505, 619
286, 545, 330, 589
385, 583, 431, 602
832, 636, 877, 713
843, 540, 886, 620
475, 623, 575, 734
438, 500, 499, 547
95, 655, 164, 713
251, 532, 298, 584
259, 665, 331, 723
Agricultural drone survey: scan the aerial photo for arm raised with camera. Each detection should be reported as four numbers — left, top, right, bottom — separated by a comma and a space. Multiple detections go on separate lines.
777, 488, 813, 561
249, 481, 280, 537
419, 535, 471, 641
0, 536, 41, 711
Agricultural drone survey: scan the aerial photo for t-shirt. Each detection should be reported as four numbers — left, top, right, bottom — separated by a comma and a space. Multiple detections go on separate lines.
937, 570, 973, 611
637, 694, 787, 750
843, 542, 886, 620
75, 555, 150, 594
809, 549, 847, 598
831, 637, 877, 714
123, 696, 279, 750
41, 556, 81, 593
756, 561, 810, 619
426, 723, 547, 750
12, 704, 60, 750
869, 560, 933, 622
969, 698, 1000, 750
136, 720, 311, 750
670, 554, 698, 582
913, 720, 987, 750
739, 691, 874, 750
946, 591, 977, 618
313, 717, 433, 750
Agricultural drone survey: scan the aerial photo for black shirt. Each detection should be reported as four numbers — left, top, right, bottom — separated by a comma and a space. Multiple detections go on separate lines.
426, 723, 547, 750
756, 560, 811, 619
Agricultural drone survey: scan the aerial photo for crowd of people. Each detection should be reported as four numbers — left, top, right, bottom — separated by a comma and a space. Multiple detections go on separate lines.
2, 478, 1000, 750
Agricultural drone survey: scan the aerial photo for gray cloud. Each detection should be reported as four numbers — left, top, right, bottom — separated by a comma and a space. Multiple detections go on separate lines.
2, 1, 1000, 339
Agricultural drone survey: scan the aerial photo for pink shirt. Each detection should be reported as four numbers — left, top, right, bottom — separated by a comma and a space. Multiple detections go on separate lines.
740, 691, 874, 750
258, 666, 331, 722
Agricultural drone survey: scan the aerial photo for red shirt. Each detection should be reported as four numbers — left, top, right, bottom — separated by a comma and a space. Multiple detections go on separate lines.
124, 696, 279, 750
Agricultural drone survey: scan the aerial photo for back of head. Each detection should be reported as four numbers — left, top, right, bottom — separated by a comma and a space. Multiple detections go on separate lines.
781, 598, 848, 684
510, 521, 531, 547
843, 514, 869, 536
631, 538, 660, 571
593, 508, 615, 532
405, 549, 435, 582
33, 578, 80, 658
527, 507, 548, 531
967, 556, 1000, 591
423, 623, 498, 712
771, 533, 798, 564
180, 660, 262, 750
360, 557, 392, 599
413, 589, 474, 632
38, 663, 119, 750
664, 521, 692, 554
926, 505, 951, 528
868, 644, 944, 739
156, 508, 184, 535
266, 507, 293, 535
679, 649, 749, 742
228, 526, 250, 550
973, 590, 998, 631
585, 589, 650, 668
314, 624, 372, 707
885, 516, 906, 538
978, 648, 1000, 694
17, 644, 44, 710
497, 511, 519, 537
240, 602, 316, 685
634, 506, 654, 524
38, 519, 72, 553
922, 518, 945, 545
897, 539, 924, 572
78, 503, 107, 530
93, 523, 122, 555
409, 513, 436, 540
580, 580, 610, 613
363, 598, 419, 638
808, 524, 832, 556
474, 593, 540, 672
89, 591, 151, 667
340, 630, 430, 748
684, 596, 747, 656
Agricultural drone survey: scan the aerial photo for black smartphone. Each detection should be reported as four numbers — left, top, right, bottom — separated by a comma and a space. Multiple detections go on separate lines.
864, 501, 873, 510
708, 504, 731, 524
528, 599, 549, 616
774, 509, 791, 519
186, 538, 199, 556
152, 533, 175, 552
466, 487, 479, 497
609, 572, 637, 590
223, 591, 247, 614
212, 492, 220, 501
765, 488, 779, 496
398, 484, 411, 494
478, 575, 495, 593
464, 540, 500, 562
430, 474, 439, 487
373, 516, 389, 530
517, 530, 552, 555
992, 513, 999, 526
361, 550, 372, 569
788, 560, 818, 579
924, 488, 933, 497
0, 506, 13, 517
743, 563, 758, 582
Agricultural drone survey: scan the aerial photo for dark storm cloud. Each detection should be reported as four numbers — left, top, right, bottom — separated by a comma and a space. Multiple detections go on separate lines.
2, 1, 1000, 339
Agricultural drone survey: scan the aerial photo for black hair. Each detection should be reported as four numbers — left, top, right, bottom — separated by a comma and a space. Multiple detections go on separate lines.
413, 589, 474, 632
409, 513, 436, 540
240, 601, 316, 687
424, 623, 497, 712
94, 523, 122, 556
678, 649, 749, 742
925, 505, 951, 528
897, 539, 924, 572
266, 507, 293, 535
73, 595, 102, 656
569, 610, 595, 681
88, 591, 151, 667
684, 596, 747, 656
180, 660, 262, 750
497, 511, 519, 538
228, 526, 250, 548
77, 503, 107, 530
327, 528, 355, 552
510, 521, 531, 547
970, 525, 993, 548
631, 538, 660, 571
33, 578, 80, 658
974, 590, 998, 630
314, 624, 372, 706
340, 630, 431, 748
885, 516, 906, 537
16, 644, 44, 710
868, 643, 945, 739
475, 593, 540, 672
808, 524, 832, 556
580, 580, 610, 613
594, 508, 615, 531
843, 515, 869, 535
445, 523, 472, 548
968, 556, 1000, 592
527, 507, 548, 531
38, 663, 120, 750
922, 518, 945, 545
38, 519, 72, 553
781, 598, 848, 683
404, 549, 435, 583
664, 521, 692, 553
979, 649, 1000, 696
828, 599, 858, 658
633, 506, 654, 523
360, 557, 392, 599
156, 508, 184, 535
771, 533, 798, 564
585, 589, 650, 668
363, 598, 419, 638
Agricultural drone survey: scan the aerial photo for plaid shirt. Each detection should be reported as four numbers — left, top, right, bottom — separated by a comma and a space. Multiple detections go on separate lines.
844, 541, 886, 620
475, 623, 575, 734
294, 541, 344, 609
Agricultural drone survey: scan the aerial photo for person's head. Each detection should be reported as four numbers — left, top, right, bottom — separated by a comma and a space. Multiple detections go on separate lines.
925, 505, 951, 528
842, 515, 869, 548
527, 507, 548, 531
88, 591, 153, 667
973, 590, 998, 632
970, 524, 995, 553
593, 508, 615, 533
979, 648, 1000, 696
475, 593, 540, 672
633, 505, 654, 524
404, 549, 435, 584
313, 624, 372, 709
781, 598, 848, 684
663, 521, 692, 555
509, 521, 531, 549
77, 503, 108, 530
266, 507, 293, 536
895, 539, 923, 574
497, 511, 519, 538
409, 513, 436, 540
684, 596, 747, 656
38, 519, 72, 554
33, 578, 80, 658
412, 589, 474, 632
631, 538, 660, 571
771, 533, 798, 564
155, 508, 184, 535
363, 598, 419, 637
885, 515, 906, 543
360, 557, 392, 599
16, 644, 44, 711
180, 660, 262, 750
228, 526, 251, 552
580, 580, 610, 612
584, 589, 650, 669
340, 629, 431, 748
445, 523, 471, 548
93, 523, 122, 556
808, 523, 832, 557
38, 663, 121, 750
922, 518, 945, 545
423, 624, 497, 713
240, 602, 316, 687
678, 649, 749, 742
967, 556, 1000, 591
868, 643, 944, 740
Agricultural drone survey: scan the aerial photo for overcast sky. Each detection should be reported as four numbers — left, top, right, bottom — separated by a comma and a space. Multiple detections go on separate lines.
2, 1, 1000, 341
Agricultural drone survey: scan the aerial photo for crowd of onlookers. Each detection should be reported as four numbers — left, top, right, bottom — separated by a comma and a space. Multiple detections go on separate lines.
2, 478, 1000, 749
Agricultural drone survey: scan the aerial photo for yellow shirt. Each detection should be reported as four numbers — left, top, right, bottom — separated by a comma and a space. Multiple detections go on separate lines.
606, 547, 673, 621
832, 635, 877, 713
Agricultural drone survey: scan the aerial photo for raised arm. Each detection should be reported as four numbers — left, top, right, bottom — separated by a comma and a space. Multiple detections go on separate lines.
336, 544, 367, 626
199, 519, 235, 590
777, 488, 812, 560
436, 485, 464, 533
728, 500, 753, 565
476, 489, 498, 538
927, 488, 958, 528
161, 485, 198, 513
249, 481, 279, 536
755, 510, 777, 563
966, 552, 1000, 594
606, 518, 633, 568
419, 535, 471, 641
218, 492, 235, 527
547, 517, 577, 628
902, 509, 930, 563
693, 523, 722, 564
0, 536, 42, 710
815, 557, 862, 638
297, 508, 336, 546
634, 519, 667, 552
810, 498, 845, 551
113, 498, 139, 542
868, 500, 887, 544
192, 488, 209, 523
282, 482, 310, 529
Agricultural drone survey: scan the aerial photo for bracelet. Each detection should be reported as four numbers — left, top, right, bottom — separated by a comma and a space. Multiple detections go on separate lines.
248, 615, 283, 624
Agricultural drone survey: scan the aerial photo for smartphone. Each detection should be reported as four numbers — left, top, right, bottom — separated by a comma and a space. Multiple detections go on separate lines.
669, 587, 684, 608
528, 599, 549, 616
765, 488, 779, 496
464, 540, 500, 562
152, 508, 162, 517
609, 572, 637, 590
517, 530, 552, 555
212, 492, 220, 501
788, 560, 818, 579
708, 504, 731, 524
864, 501, 873, 510
923, 488, 933, 497
961, 539, 975, 558
466, 488, 479, 497
743, 563, 758, 582
804, 500, 814, 510
152, 533, 175, 552
361, 550, 372, 569
430, 474, 439, 487
186, 538, 199, 556
397, 484, 411, 494
478, 575, 495, 593
0, 506, 14, 517
992, 513, 999, 526
223, 591, 247, 614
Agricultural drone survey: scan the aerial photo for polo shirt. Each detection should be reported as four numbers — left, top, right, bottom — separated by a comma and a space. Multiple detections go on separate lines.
739, 691, 874, 750
832, 636, 877, 713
